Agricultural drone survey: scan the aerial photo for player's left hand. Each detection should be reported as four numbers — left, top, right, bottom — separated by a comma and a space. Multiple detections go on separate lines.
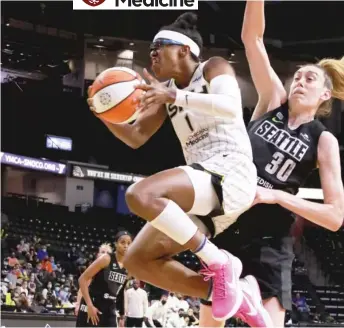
252, 186, 279, 206
134, 68, 176, 110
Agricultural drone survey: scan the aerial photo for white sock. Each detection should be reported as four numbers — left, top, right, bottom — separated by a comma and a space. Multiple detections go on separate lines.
195, 236, 228, 266
150, 200, 198, 245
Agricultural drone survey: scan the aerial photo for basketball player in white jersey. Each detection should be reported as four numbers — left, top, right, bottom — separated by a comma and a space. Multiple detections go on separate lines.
88, 13, 260, 323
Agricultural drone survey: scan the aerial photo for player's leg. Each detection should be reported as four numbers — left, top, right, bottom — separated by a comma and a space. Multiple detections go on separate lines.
125, 167, 219, 253
125, 166, 244, 319
259, 236, 293, 327
123, 222, 211, 299
263, 297, 286, 327
234, 235, 294, 327
199, 302, 225, 328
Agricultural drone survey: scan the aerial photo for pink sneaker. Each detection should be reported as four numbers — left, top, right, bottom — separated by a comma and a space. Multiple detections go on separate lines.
200, 250, 243, 321
235, 275, 274, 327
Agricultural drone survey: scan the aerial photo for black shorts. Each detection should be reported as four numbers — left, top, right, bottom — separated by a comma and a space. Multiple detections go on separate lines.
200, 204, 295, 311
76, 299, 118, 327
126, 317, 144, 327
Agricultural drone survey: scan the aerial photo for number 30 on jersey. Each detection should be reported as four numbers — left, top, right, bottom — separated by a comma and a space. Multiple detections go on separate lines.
265, 151, 296, 182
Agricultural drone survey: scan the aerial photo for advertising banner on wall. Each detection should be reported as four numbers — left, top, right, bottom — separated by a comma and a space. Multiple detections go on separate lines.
0, 151, 67, 175
71, 165, 144, 184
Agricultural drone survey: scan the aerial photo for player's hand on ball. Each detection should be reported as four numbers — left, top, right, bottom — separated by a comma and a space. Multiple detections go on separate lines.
252, 186, 279, 206
87, 86, 96, 112
134, 68, 176, 110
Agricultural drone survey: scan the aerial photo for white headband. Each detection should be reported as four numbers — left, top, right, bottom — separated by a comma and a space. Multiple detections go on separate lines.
153, 30, 200, 57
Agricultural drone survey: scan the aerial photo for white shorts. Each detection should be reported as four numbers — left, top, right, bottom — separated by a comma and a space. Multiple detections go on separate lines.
180, 153, 257, 236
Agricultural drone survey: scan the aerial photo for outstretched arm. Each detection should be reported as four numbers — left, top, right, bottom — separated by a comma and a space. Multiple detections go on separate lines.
255, 132, 344, 231
242, 0, 287, 121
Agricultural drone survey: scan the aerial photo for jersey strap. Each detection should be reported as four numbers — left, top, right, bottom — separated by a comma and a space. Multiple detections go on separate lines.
247, 102, 288, 131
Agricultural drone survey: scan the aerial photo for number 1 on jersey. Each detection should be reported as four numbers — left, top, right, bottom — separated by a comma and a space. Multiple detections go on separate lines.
185, 114, 194, 132
265, 151, 296, 182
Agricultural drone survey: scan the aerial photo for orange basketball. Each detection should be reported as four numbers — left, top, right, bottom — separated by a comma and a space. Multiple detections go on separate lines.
89, 67, 145, 124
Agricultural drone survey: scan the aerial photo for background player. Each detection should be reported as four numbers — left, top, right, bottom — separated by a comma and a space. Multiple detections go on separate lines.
76, 231, 132, 327
75, 243, 114, 316
88, 13, 257, 321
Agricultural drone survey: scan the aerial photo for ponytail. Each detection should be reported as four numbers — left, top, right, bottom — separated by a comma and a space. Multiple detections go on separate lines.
315, 56, 344, 117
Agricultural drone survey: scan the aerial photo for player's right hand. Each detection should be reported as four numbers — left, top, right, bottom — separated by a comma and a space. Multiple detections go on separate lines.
87, 304, 102, 326
74, 303, 79, 316
87, 86, 96, 112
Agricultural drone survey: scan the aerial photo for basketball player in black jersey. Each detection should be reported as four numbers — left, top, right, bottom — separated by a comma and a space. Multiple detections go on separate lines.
76, 231, 132, 327
199, 1, 344, 327
75, 243, 113, 316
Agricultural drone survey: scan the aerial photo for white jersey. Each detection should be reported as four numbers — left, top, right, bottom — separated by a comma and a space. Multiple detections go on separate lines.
165, 61, 257, 235
165, 62, 253, 166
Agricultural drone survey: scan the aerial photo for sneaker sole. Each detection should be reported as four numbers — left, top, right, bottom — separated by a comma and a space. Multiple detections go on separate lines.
213, 251, 244, 321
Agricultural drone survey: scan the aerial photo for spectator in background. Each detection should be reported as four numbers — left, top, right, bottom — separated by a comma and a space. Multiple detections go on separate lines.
34, 263, 48, 286
166, 308, 188, 328
125, 279, 149, 327
86, 253, 95, 267
20, 281, 29, 296
5, 288, 16, 306
186, 308, 199, 326
17, 239, 30, 254
166, 292, 180, 315
59, 285, 70, 303
27, 290, 35, 306
30, 293, 48, 314
50, 256, 57, 271
17, 292, 31, 312
186, 296, 200, 313
28, 275, 36, 294
78, 246, 86, 259
32, 236, 41, 248
75, 253, 87, 275
20, 264, 30, 281
55, 262, 63, 275
67, 247, 79, 262
146, 294, 169, 327
8, 252, 19, 267
41, 255, 53, 273
57, 274, 67, 286
67, 274, 76, 289
42, 281, 54, 300
54, 284, 61, 299
37, 246, 48, 262
11, 264, 23, 279
177, 294, 189, 312
26, 247, 38, 264
6, 266, 19, 287
293, 292, 310, 322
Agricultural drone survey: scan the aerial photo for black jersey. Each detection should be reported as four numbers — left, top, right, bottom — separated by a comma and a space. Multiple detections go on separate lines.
76, 254, 128, 327
227, 103, 327, 238
89, 253, 128, 304
247, 103, 326, 195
